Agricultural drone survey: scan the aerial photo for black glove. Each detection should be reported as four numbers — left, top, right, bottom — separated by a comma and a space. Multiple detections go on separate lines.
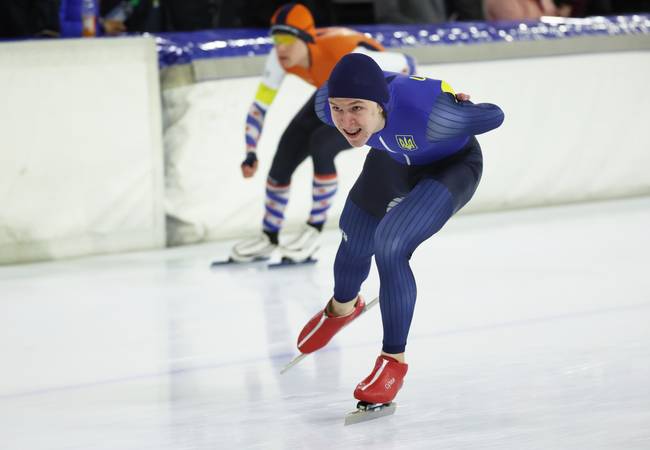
242, 151, 258, 168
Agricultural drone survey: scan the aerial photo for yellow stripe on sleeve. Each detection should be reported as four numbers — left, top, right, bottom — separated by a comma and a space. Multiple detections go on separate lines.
441, 81, 456, 95
254, 83, 278, 108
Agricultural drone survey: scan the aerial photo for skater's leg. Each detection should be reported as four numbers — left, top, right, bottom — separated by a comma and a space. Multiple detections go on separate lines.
231, 96, 319, 262
307, 173, 338, 231
279, 107, 351, 262
293, 197, 379, 354
348, 180, 454, 404
332, 149, 411, 314
374, 179, 455, 358
307, 123, 350, 229
374, 139, 483, 357
354, 144, 482, 404
294, 149, 410, 353
262, 179, 290, 241
332, 197, 379, 305
264, 97, 317, 239
231, 129, 308, 262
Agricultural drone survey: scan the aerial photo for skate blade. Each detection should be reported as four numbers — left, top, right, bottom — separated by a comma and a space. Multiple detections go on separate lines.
363, 296, 379, 312
210, 256, 269, 268
344, 402, 397, 426
279, 353, 307, 374
268, 257, 317, 269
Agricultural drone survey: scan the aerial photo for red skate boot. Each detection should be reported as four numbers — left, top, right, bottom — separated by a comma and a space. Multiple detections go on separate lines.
297, 296, 367, 354
354, 355, 408, 404
344, 355, 408, 425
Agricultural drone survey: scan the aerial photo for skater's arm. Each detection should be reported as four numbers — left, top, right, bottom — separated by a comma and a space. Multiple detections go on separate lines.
242, 49, 286, 177
242, 98, 267, 177
426, 92, 504, 142
245, 49, 286, 152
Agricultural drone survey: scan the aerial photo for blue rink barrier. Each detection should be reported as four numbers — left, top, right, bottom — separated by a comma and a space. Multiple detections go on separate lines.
154, 14, 650, 68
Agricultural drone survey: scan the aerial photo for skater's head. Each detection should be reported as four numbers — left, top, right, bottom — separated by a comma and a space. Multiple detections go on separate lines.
327, 53, 388, 147
270, 3, 315, 42
270, 3, 314, 69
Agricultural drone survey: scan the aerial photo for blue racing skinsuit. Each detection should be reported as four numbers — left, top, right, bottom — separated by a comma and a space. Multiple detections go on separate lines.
315, 72, 504, 353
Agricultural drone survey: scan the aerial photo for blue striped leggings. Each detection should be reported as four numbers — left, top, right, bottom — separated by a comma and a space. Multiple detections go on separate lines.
333, 139, 483, 353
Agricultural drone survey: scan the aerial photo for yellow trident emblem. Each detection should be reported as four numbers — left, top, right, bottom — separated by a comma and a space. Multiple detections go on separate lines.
396, 135, 417, 151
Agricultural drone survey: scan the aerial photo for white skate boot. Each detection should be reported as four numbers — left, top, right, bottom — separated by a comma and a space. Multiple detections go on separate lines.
280, 224, 321, 263
229, 233, 277, 263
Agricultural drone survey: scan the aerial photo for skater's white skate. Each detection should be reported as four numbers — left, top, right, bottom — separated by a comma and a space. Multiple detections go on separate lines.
228, 233, 277, 263
280, 224, 320, 263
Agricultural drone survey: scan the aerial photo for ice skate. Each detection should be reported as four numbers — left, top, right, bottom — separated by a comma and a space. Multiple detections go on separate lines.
298, 296, 366, 354
344, 355, 408, 425
267, 256, 318, 269
280, 296, 379, 373
279, 224, 321, 264
344, 401, 397, 426
213, 233, 277, 266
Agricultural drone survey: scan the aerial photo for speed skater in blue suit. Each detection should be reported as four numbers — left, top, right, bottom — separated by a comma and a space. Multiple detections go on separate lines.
294, 53, 505, 410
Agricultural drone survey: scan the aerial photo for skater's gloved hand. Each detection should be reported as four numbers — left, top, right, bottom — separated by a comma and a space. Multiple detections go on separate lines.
241, 151, 258, 178
455, 92, 471, 102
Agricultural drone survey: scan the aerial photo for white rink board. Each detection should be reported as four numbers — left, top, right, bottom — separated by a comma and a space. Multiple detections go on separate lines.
163, 50, 650, 243
0, 37, 165, 264
2, 40, 649, 259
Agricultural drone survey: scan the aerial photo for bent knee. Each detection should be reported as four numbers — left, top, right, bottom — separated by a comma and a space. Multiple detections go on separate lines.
373, 232, 411, 267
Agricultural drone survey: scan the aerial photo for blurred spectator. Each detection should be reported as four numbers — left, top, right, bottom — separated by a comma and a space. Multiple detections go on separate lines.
59, 0, 159, 37
215, 0, 331, 28
612, 0, 650, 14
160, 0, 218, 31
330, 0, 375, 25
552, 0, 612, 17
57, 0, 90, 37
374, 0, 448, 24
374, 0, 485, 24
2, 0, 649, 40
374, 0, 484, 24
485, 0, 649, 20
0, 0, 60, 38
484, 0, 569, 21
159, 0, 331, 31
447, 0, 485, 21
100, 0, 159, 35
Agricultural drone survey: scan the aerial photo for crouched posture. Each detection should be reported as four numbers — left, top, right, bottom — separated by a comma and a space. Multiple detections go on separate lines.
296, 54, 504, 405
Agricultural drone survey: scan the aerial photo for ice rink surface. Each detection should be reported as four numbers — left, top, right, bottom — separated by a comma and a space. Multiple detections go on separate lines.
1, 197, 649, 450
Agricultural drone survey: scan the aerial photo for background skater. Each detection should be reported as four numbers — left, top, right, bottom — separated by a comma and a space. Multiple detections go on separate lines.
229, 3, 416, 264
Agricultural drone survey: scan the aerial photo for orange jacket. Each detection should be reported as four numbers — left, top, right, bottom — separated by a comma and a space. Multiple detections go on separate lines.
285, 27, 384, 88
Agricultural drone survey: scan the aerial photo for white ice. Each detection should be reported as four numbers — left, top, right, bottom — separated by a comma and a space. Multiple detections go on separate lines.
1, 197, 649, 450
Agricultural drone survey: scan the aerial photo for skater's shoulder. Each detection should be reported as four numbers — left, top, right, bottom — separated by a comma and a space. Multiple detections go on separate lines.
315, 27, 382, 51
315, 27, 357, 40
387, 74, 448, 102
383, 75, 446, 120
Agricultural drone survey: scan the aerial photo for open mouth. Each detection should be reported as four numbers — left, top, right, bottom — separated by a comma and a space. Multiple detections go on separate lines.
343, 128, 362, 138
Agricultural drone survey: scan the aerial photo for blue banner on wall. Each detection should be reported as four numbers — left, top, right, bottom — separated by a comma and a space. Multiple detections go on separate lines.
153, 14, 650, 68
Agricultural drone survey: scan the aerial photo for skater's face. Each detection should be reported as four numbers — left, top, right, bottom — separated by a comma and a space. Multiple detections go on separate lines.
273, 33, 309, 69
328, 98, 385, 147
